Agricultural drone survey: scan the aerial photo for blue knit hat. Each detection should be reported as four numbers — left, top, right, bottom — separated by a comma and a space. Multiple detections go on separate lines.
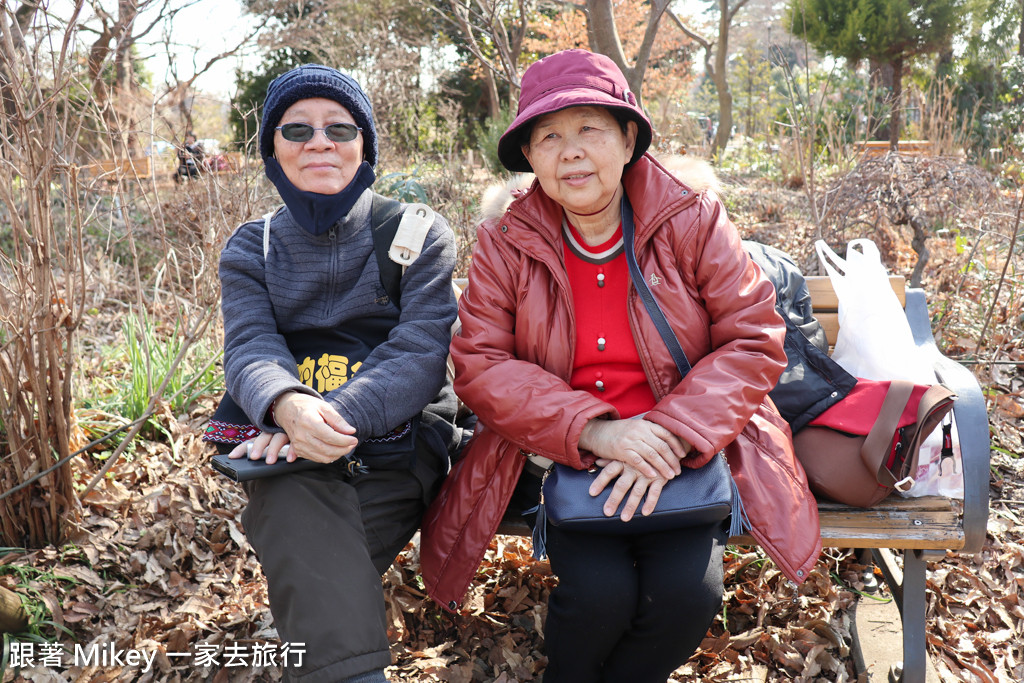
259, 64, 378, 167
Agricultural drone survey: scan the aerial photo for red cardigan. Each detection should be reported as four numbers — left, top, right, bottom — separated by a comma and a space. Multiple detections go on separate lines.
562, 220, 655, 418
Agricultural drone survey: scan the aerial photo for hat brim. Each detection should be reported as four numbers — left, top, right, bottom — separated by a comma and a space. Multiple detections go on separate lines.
497, 92, 652, 173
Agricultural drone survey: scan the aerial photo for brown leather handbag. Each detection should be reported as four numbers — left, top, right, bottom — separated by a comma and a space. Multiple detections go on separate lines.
793, 380, 956, 507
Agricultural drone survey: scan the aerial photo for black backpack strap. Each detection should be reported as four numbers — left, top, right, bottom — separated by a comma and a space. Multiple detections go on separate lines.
370, 193, 406, 307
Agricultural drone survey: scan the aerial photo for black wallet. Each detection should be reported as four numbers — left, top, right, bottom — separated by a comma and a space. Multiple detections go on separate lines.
211, 453, 324, 482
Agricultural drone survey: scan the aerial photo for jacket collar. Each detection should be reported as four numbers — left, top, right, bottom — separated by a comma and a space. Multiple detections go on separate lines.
621, 154, 700, 244
272, 187, 376, 243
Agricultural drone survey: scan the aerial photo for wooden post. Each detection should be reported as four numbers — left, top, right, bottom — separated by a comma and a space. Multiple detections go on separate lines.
0, 584, 29, 634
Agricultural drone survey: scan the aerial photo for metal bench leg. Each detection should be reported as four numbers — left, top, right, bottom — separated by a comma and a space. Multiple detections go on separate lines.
872, 548, 931, 683
901, 549, 927, 683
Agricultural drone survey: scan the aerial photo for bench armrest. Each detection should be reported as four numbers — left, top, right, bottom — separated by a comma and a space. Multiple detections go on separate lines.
904, 289, 990, 554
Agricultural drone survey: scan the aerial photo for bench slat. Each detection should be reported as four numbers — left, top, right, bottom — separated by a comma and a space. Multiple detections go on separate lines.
79, 156, 153, 181
805, 274, 906, 310
734, 497, 962, 550
816, 496, 963, 549
853, 140, 935, 157
499, 497, 963, 551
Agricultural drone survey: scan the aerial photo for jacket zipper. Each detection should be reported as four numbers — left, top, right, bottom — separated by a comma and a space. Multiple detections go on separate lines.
326, 227, 337, 318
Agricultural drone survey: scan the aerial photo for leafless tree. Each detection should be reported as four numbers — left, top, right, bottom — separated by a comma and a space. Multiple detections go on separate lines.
822, 153, 998, 287
81, 0, 185, 157
0, 2, 88, 547
0, 1, 42, 123
580, 0, 673, 108
158, 14, 268, 133
444, 0, 532, 118
442, 0, 678, 119
668, 0, 751, 155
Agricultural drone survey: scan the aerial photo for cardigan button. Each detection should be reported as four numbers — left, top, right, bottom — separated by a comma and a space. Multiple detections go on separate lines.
597, 337, 606, 351
681, 189, 689, 196
448, 600, 457, 610
595, 380, 605, 392
501, 225, 508, 233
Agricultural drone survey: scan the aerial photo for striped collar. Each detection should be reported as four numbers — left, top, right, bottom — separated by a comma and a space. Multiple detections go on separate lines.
562, 216, 624, 264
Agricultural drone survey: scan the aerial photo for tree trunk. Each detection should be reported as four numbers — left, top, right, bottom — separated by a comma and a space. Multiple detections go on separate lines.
889, 54, 904, 150
1, 2, 42, 121
483, 70, 501, 120
586, 0, 627, 72
584, 0, 670, 110
745, 63, 753, 136
1019, 0, 1023, 56
449, 0, 506, 120
868, 58, 893, 141
713, 73, 733, 153
711, 0, 734, 154
935, 46, 954, 79
87, 24, 116, 157
0, 585, 29, 634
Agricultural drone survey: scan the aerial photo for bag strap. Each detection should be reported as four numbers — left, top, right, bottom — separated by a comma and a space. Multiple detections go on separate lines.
898, 383, 956, 485
620, 195, 749, 539
861, 380, 915, 489
263, 206, 282, 259
370, 194, 406, 306
862, 380, 956, 492
621, 195, 692, 378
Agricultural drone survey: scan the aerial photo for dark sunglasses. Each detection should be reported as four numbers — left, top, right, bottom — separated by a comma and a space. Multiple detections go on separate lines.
275, 122, 362, 143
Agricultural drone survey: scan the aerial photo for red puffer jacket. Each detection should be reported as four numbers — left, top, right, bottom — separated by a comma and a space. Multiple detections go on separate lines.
420, 155, 821, 611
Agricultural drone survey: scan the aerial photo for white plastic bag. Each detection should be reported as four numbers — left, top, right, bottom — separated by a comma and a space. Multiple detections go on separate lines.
814, 239, 935, 384
814, 238, 963, 498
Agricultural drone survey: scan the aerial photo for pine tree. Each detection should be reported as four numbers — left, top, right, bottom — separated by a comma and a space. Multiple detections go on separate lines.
786, 0, 966, 148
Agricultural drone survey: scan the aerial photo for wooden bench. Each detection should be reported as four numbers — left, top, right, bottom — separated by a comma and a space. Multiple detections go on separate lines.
77, 156, 154, 183
461, 274, 990, 683
854, 140, 935, 157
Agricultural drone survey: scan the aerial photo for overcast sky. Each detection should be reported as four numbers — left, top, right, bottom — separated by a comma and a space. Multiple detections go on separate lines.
139, 0, 261, 99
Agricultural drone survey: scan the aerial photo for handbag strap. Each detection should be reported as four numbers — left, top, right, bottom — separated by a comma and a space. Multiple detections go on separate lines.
861, 380, 915, 489
621, 198, 750, 538
621, 195, 692, 378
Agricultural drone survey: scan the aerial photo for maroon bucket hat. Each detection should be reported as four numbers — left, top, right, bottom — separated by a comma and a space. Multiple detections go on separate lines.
498, 49, 653, 173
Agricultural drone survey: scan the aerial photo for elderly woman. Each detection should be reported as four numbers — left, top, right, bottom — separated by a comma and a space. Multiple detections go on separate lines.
208, 64, 459, 683
420, 50, 818, 682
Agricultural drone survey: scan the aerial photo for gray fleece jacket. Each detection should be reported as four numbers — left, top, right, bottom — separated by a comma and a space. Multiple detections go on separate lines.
218, 188, 458, 441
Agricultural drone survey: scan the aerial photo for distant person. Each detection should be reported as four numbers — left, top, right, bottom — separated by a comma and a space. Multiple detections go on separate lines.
176, 132, 205, 181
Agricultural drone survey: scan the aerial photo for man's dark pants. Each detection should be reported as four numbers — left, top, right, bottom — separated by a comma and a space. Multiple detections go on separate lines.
240, 442, 444, 682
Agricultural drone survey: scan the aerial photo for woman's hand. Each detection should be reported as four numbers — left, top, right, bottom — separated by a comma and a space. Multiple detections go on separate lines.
589, 459, 666, 522
579, 418, 689, 480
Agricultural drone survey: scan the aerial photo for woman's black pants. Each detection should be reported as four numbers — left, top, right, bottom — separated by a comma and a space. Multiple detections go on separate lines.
542, 519, 727, 683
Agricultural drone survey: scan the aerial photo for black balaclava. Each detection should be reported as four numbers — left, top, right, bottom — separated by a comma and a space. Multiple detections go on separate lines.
260, 64, 379, 235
